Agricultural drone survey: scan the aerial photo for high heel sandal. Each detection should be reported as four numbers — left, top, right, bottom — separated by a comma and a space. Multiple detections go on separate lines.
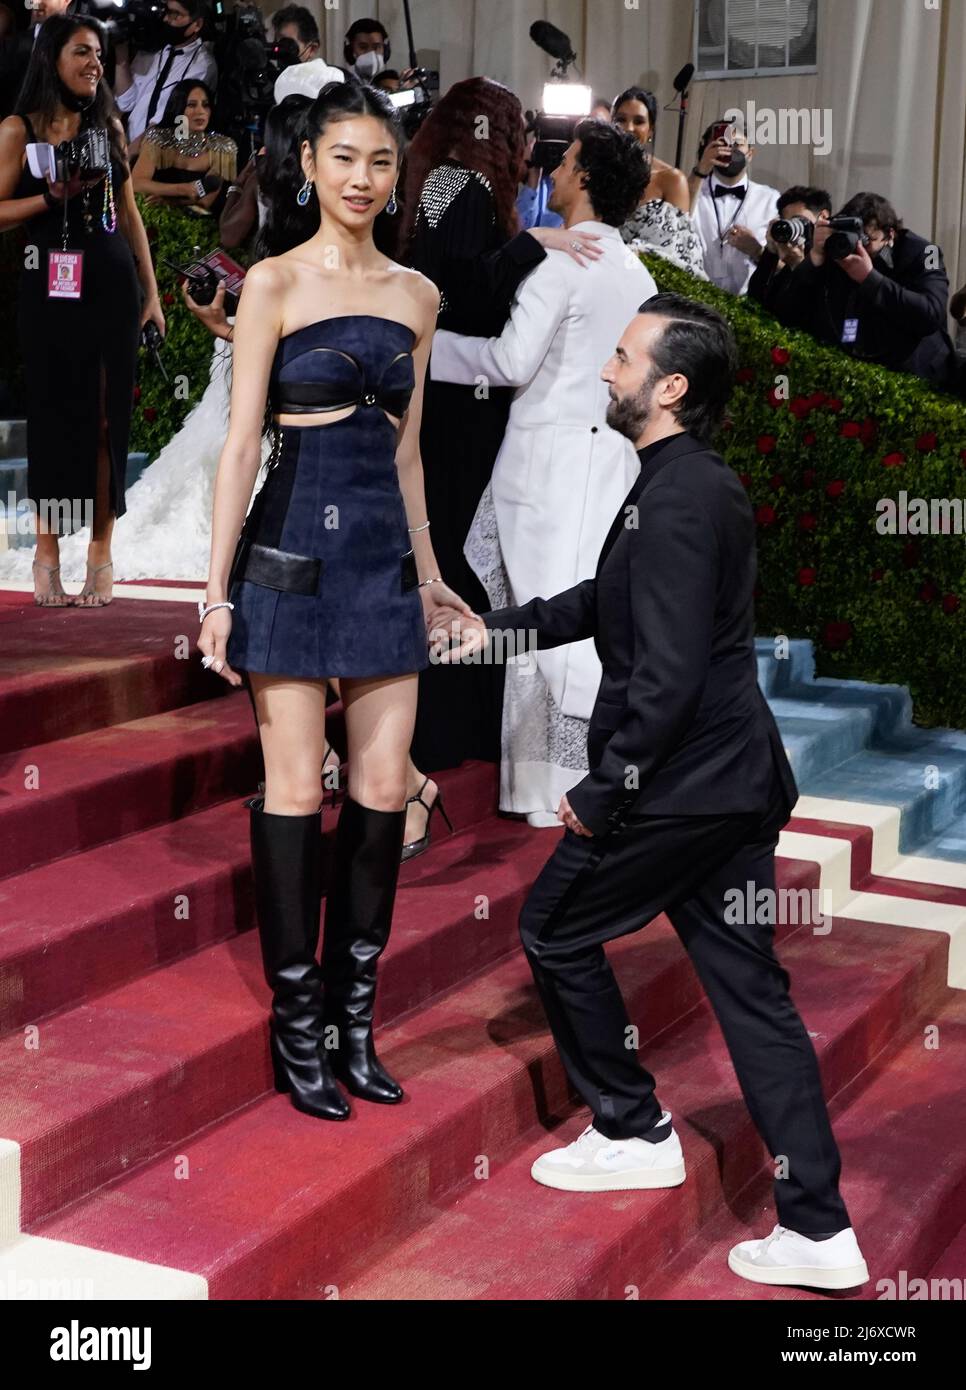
31, 560, 74, 608
401, 775, 454, 862
76, 558, 113, 608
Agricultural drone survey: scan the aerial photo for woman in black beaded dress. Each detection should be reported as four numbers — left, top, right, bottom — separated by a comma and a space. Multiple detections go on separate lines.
395, 77, 602, 817
0, 15, 164, 606
133, 78, 236, 218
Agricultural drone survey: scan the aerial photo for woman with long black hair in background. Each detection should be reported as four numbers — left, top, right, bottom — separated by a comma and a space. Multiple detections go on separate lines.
395, 77, 603, 837
0, 14, 164, 605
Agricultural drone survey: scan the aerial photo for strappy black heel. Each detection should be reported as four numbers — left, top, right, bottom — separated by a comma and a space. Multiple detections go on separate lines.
401, 775, 454, 862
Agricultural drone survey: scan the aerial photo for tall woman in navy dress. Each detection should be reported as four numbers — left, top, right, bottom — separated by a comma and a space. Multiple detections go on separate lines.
197, 80, 472, 1121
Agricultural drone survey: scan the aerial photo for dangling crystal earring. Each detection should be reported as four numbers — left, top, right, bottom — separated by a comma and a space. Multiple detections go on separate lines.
296, 177, 313, 207
386, 183, 398, 216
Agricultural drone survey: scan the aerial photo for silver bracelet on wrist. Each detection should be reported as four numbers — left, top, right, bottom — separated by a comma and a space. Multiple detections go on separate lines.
408, 520, 430, 533
416, 575, 442, 589
198, 599, 234, 623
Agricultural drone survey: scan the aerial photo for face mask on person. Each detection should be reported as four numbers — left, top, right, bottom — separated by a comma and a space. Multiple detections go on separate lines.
160, 21, 193, 47
717, 147, 747, 179
353, 51, 386, 79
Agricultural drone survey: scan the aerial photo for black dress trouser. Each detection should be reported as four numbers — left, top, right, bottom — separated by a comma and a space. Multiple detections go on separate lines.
518, 774, 851, 1235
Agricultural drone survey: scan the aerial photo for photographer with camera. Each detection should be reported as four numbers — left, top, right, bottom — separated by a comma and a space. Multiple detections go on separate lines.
343, 15, 417, 89
778, 191, 957, 386
0, 13, 164, 605
133, 76, 234, 213
271, 5, 319, 64
690, 118, 780, 295
0, 0, 75, 117
114, 0, 216, 156
747, 184, 831, 315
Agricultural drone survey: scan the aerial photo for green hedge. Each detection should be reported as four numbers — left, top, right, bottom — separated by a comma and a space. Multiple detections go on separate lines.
129, 199, 231, 457
640, 254, 966, 729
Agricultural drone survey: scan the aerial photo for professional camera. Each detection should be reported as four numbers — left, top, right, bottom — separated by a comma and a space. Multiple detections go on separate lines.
52, 127, 112, 183
824, 215, 867, 261
526, 20, 592, 174
386, 68, 438, 138
771, 215, 813, 249
84, 0, 167, 51
210, 3, 300, 157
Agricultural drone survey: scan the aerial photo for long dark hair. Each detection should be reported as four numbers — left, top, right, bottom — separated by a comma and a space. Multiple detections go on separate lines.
397, 77, 524, 254
612, 86, 658, 137
254, 93, 316, 260
15, 15, 126, 168
158, 78, 215, 130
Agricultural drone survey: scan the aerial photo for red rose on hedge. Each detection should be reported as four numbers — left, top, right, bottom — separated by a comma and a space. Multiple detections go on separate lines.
808, 391, 827, 407
142, 406, 157, 422
825, 397, 843, 413
798, 512, 818, 532
803, 431, 816, 447
738, 473, 752, 489
919, 581, 938, 603
789, 397, 811, 420
802, 468, 817, 486
840, 421, 861, 438
755, 505, 776, 527
771, 346, 791, 366
757, 434, 777, 454
766, 387, 784, 410
823, 621, 853, 649
871, 568, 884, 582
736, 367, 755, 384
902, 542, 920, 568
942, 594, 961, 614
133, 385, 141, 402
882, 451, 905, 468
916, 432, 937, 452
162, 291, 175, 306
797, 567, 817, 586
826, 479, 845, 498
769, 474, 784, 491
860, 417, 878, 447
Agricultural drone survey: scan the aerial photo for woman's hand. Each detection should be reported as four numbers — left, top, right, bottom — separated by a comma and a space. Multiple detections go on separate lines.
197, 607, 242, 687
426, 605, 489, 664
181, 278, 231, 339
140, 293, 165, 336
528, 225, 603, 267
419, 578, 477, 626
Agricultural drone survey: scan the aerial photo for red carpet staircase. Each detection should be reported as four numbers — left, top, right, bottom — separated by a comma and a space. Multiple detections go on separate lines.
1, 591, 965, 1300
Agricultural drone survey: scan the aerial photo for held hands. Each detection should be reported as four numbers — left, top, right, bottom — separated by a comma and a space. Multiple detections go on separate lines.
558, 793, 592, 837
197, 606, 243, 687
426, 603, 488, 663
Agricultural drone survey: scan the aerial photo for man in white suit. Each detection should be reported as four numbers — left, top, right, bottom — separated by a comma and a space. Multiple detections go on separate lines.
430, 121, 657, 826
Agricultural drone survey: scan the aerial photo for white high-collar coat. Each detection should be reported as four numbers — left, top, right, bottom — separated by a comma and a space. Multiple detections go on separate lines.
430, 221, 657, 721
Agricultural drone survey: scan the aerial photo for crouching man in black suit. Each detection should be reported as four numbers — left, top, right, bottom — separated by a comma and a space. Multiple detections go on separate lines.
427, 291, 868, 1291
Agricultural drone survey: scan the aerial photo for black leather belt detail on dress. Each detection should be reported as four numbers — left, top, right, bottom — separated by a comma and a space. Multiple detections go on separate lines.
231, 538, 322, 596
401, 548, 419, 592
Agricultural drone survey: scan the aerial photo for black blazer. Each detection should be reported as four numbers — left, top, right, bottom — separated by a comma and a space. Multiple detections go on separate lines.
477, 430, 798, 838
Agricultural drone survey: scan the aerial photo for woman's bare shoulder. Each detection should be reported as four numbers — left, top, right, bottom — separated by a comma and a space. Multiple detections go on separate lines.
389, 262, 440, 314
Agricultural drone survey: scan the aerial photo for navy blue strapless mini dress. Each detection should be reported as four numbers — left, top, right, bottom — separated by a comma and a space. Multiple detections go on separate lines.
226, 315, 430, 680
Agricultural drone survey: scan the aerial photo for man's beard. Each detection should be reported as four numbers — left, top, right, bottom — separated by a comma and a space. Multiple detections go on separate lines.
605, 369, 660, 441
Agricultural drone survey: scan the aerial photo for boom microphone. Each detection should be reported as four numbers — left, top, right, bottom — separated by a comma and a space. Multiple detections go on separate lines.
672, 62, 694, 93
529, 20, 577, 65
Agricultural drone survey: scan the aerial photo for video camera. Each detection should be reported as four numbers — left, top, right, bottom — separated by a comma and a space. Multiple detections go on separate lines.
209, 3, 300, 157
386, 68, 438, 138
82, 0, 168, 52
526, 20, 592, 174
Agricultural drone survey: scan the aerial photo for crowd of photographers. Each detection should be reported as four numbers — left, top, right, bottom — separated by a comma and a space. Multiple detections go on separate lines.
1, 0, 964, 393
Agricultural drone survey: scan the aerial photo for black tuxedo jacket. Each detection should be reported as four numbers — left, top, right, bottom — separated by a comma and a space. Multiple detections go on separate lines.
478, 430, 798, 838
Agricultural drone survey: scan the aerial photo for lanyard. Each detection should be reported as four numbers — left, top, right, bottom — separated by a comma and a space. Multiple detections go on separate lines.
710, 184, 746, 247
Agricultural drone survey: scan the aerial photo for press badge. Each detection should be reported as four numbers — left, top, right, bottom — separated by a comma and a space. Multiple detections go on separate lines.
47, 250, 83, 299
841, 317, 859, 344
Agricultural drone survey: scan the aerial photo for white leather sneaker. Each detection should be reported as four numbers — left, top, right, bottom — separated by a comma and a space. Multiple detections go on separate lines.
728, 1224, 869, 1290
530, 1113, 686, 1192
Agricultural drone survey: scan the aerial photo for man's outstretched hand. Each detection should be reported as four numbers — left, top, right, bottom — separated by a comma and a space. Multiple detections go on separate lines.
427, 605, 489, 663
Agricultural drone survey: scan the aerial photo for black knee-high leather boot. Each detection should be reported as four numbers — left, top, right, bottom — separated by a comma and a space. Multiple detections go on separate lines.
249, 795, 350, 1121
321, 794, 406, 1103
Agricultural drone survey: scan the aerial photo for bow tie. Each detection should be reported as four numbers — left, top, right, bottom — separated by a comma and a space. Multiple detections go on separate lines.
713, 184, 746, 201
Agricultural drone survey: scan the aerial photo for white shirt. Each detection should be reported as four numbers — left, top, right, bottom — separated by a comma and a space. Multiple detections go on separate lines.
693, 174, 780, 295
117, 39, 217, 144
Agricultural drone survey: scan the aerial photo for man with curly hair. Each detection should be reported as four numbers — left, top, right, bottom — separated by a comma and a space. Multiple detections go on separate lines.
430, 121, 657, 826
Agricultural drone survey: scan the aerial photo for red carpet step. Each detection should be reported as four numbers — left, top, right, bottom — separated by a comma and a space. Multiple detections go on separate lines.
32, 887, 939, 1300
337, 914, 955, 1301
